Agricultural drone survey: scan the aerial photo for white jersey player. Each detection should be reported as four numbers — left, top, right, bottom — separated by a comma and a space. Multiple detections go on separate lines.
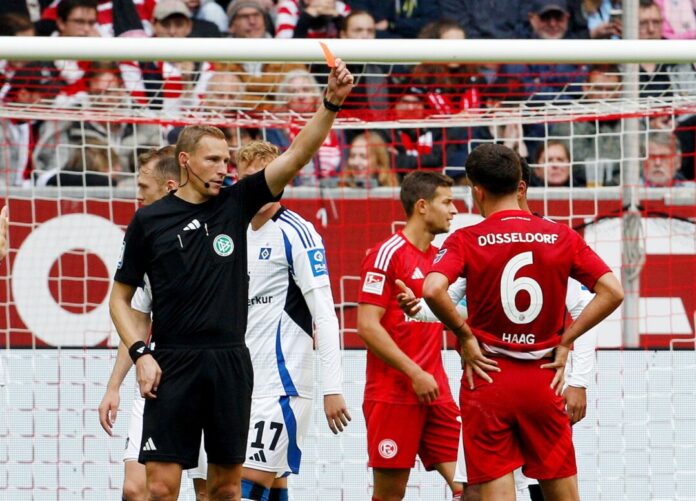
191, 141, 350, 501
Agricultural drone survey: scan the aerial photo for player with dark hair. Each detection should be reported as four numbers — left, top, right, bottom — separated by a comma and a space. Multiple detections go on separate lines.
422, 143, 623, 501
109, 61, 353, 501
357, 170, 463, 501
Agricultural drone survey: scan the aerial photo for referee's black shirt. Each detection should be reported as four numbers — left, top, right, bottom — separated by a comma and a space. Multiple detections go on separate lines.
115, 170, 278, 348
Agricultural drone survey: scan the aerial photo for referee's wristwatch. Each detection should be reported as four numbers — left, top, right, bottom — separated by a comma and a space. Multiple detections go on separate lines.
323, 96, 342, 113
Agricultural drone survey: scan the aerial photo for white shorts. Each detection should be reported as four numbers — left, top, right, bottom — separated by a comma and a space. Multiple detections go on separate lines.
189, 396, 313, 480
454, 432, 538, 489
124, 386, 144, 462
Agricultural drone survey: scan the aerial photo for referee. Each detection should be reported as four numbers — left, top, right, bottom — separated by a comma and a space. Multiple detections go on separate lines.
109, 60, 354, 500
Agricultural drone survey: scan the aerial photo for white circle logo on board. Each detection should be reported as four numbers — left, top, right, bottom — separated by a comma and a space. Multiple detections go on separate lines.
213, 234, 234, 256
11, 214, 125, 347
378, 439, 398, 459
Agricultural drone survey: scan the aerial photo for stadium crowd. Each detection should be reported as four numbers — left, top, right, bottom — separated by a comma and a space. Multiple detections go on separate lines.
1, 0, 695, 189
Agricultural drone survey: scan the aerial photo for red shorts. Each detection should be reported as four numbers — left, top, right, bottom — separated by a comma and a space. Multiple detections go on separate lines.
460, 357, 576, 484
363, 399, 460, 470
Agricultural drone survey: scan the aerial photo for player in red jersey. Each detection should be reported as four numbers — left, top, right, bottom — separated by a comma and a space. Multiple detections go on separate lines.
357, 171, 463, 501
423, 144, 624, 501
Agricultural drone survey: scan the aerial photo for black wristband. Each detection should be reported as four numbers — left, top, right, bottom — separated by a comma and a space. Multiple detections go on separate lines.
323, 97, 342, 113
129, 340, 152, 363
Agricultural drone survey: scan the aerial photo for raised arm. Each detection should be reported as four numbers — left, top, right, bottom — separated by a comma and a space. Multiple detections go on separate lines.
264, 59, 354, 195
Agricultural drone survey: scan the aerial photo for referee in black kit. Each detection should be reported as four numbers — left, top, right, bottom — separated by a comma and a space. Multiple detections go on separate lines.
109, 60, 354, 501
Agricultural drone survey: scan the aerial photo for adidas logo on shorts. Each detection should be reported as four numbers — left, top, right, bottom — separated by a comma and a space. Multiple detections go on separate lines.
142, 437, 157, 451
248, 450, 267, 463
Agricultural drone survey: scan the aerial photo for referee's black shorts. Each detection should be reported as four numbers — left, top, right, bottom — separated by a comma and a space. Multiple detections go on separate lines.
139, 345, 253, 468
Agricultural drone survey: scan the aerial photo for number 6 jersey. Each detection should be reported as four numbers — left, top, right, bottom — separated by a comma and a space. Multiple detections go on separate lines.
430, 209, 610, 354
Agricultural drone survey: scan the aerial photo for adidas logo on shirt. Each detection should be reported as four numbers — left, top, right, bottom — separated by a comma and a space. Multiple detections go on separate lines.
142, 437, 157, 451
183, 219, 201, 231
411, 267, 424, 279
248, 450, 267, 463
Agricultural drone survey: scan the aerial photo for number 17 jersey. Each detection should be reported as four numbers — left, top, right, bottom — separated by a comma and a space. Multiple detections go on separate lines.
430, 210, 610, 353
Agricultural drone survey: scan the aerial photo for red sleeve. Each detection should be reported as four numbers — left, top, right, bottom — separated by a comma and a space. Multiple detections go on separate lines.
428, 230, 466, 283
568, 229, 612, 291
357, 249, 394, 309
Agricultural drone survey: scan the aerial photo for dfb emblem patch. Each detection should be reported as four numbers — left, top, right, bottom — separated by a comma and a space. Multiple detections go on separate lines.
213, 234, 234, 257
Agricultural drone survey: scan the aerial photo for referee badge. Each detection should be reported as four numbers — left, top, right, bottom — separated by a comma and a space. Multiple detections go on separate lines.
213, 234, 234, 257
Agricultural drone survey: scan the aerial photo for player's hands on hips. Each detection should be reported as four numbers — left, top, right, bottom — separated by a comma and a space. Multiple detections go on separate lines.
136, 354, 161, 399
460, 335, 500, 389
541, 344, 569, 395
323, 394, 351, 434
98, 387, 120, 436
325, 58, 354, 104
411, 369, 439, 404
395, 279, 421, 317
563, 386, 587, 425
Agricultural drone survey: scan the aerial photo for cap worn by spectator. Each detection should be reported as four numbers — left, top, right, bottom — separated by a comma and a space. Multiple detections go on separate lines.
227, 0, 265, 22
154, 0, 192, 21
531, 0, 569, 15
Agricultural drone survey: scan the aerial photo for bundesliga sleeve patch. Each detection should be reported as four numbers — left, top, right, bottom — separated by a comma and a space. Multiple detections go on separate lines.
362, 272, 386, 295
308, 248, 328, 277
433, 248, 447, 264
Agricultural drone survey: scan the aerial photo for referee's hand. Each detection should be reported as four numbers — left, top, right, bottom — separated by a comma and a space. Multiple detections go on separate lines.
323, 394, 351, 434
98, 387, 120, 436
136, 354, 161, 399
325, 58, 354, 104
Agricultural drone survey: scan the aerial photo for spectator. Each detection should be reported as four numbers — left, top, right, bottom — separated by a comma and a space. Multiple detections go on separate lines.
153, 0, 220, 37
643, 132, 693, 187
34, 61, 144, 175
4, 0, 52, 20
341, 132, 398, 188
348, 0, 438, 38
549, 64, 623, 186
0, 13, 36, 101
44, 139, 122, 186
441, 0, 523, 39
386, 87, 470, 180
529, 140, 581, 187
637, 0, 673, 97
183, 0, 229, 33
40, 0, 157, 37
411, 19, 485, 112
267, 69, 343, 186
336, 10, 389, 115
503, 0, 587, 99
0, 63, 53, 186
227, 0, 306, 109
581, 0, 622, 39
195, 64, 246, 114
227, 0, 272, 38
653, 0, 696, 39
275, 0, 350, 38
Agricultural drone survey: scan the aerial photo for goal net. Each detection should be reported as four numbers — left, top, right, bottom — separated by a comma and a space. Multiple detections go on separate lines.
1, 39, 695, 500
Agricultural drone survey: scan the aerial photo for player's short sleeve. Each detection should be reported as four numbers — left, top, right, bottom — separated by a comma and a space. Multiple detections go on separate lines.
234, 170, 282, 222
428, 230, 467, 283
358, 249, 394, 309
286, 215, 331, 294
130, 276, 152, 314
568, 229, 612, 291
114, 212, 147, 287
